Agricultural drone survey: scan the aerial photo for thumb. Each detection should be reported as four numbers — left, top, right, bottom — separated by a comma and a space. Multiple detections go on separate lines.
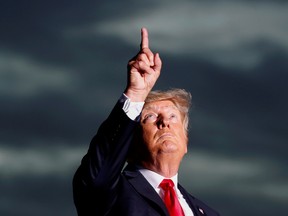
153, 53, 162, 72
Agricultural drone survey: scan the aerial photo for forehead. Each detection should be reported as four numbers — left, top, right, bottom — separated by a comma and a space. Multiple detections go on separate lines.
142, 100, 178, 113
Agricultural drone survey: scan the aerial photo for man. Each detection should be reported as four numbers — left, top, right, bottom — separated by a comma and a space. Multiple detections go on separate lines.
73, 28, 220, 216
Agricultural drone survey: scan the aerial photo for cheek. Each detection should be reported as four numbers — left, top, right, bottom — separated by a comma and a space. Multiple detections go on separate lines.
141, 125, 155, 142
177, 125, 188, 144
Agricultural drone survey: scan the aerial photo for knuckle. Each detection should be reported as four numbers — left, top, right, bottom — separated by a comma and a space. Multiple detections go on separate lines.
137, 53, 145, 60
138, 61, 145, 67
128, 61, 135, 67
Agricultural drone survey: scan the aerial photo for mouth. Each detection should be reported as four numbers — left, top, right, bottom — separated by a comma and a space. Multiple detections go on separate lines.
157, 133, 175, 140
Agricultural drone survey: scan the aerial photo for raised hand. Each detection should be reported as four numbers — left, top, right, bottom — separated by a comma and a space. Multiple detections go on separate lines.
124, 28, 162, 102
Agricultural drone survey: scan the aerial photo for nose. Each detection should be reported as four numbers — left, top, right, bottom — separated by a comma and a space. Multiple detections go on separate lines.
157, 115, 170, 129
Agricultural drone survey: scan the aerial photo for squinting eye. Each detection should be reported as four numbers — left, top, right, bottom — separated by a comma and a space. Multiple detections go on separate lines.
144, 113, 157, 122
170, 114, 177, 119
169, 113, 179, 122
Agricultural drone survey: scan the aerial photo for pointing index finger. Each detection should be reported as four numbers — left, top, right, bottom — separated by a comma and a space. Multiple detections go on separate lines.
140, 27, 149, 49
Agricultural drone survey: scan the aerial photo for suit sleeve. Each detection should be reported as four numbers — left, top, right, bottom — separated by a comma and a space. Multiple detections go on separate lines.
73, 101, 139, 216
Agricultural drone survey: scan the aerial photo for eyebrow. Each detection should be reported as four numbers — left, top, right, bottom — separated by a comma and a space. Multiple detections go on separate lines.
142, 105, 178, 112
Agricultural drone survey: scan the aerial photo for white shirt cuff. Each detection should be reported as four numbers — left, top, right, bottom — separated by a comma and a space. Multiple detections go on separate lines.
120, 93, 145, 121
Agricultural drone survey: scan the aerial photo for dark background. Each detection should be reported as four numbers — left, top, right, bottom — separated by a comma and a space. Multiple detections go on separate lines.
1, 0, 287, 215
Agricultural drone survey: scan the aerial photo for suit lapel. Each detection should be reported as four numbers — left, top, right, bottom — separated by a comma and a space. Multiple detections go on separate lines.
178, 184, 205, 216
123, 165, 169, 216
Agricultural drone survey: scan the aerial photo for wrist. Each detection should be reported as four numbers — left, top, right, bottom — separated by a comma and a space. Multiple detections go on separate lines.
124, 88, 147, 102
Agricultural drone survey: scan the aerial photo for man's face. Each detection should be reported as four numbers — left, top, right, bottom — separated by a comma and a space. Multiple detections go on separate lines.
140, 100, 188, 160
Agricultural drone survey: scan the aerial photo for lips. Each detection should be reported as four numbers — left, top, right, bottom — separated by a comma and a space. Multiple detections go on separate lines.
157, 133, 175, 140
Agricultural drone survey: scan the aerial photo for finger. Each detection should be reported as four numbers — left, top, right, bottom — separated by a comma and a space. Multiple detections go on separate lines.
140, 49, 154, 66
131, 61, 153, 74
153, 53, 162, 72
140, 27, 149, 50
137, 53, 151, 66
139, 61, 153, 74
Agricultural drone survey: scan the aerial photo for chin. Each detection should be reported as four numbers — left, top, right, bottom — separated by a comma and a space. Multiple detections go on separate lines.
160, 141, 178, 153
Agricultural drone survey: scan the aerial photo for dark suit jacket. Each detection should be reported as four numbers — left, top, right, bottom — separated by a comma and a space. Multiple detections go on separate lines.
73, 102, 220, 216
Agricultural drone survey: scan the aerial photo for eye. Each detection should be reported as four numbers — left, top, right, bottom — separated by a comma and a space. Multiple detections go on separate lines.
170, 113, 176, 118
169, 113, 179, 122
143, 113, 157, 122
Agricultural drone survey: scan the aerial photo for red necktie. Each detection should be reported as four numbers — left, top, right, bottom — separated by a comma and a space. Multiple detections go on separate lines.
159, 179, 184, 216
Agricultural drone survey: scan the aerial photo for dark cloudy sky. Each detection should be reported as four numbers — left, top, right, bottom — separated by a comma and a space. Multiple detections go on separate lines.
1, 0, 287, 215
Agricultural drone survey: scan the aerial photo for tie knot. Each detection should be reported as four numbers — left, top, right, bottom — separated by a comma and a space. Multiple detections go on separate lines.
159, 179, 174, 189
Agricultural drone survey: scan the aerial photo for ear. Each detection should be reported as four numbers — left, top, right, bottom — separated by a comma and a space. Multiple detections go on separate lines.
184, 144, 188, 154
185, 134, 189, 154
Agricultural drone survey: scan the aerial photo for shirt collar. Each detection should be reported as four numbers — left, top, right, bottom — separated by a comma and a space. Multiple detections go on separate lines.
138, 167, 178, 190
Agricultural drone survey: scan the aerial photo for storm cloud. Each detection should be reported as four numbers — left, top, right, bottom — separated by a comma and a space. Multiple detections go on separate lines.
1, 0, 287, 215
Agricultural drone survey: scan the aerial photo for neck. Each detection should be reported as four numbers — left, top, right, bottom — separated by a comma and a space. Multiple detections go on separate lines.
140, 154, 181, 178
